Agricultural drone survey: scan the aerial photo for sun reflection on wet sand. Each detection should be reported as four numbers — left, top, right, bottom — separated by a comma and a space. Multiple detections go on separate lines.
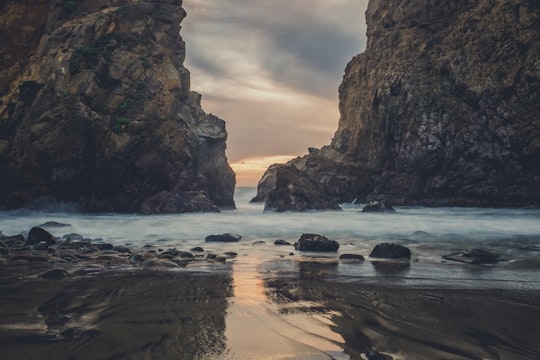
224, 256, 349, 360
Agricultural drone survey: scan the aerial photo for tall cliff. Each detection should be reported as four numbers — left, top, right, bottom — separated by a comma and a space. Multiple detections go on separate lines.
0, 0, 235, 212
255, 0, 540, 209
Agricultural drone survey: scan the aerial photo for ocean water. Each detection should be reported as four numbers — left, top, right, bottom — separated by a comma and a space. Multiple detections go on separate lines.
1, 187, 540, 289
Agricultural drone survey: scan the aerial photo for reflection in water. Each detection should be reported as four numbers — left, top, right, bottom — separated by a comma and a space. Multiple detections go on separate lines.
224, 257, 349, 359
371, 260, 411, 275
0, 271, 232, 360
266, 275, 540, 360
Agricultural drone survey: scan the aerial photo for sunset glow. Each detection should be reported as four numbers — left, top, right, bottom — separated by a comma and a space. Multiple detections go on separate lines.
230, 155, 297, 187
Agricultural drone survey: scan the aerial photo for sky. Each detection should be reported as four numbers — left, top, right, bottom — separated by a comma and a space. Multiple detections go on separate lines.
181, 0, 370, 186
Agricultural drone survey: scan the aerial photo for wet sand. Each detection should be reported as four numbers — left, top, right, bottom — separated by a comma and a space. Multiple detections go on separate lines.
1, 257, 540, 360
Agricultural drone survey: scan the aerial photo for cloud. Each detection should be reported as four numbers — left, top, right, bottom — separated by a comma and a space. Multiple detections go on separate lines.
181, 0, 369, 184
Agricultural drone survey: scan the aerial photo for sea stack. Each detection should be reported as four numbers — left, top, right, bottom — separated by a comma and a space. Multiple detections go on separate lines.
0, 0, 235, 213
254, 0, 540, 209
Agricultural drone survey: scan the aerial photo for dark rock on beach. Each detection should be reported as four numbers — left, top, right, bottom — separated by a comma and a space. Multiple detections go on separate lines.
205, 233, 241, 243
442, 249, 499, 265
27, 227, 56, 246
274, 239, 291, 246
294, 233, 339, 252
369, 243, 411, 260
40, 268, 69, 279
339, 254, 365, 261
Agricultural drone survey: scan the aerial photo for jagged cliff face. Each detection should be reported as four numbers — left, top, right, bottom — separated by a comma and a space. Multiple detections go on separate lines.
256, 0, 540, 208
0, 0, 235, 212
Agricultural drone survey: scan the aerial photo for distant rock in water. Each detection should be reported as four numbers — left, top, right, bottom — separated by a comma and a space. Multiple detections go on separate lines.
442, 249, 499, 265
253, 0, 540, 208
205, 233, 241, 243
0, 0, 235, 213
256, 165, 341, 212
362, 200, 396, 213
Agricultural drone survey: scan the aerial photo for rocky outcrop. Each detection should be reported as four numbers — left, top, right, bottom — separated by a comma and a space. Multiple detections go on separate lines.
255, 0, 540, 208
256, 163, 341, 212
0, 0, 235, 212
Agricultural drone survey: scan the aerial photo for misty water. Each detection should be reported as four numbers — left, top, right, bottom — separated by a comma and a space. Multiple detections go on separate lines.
1, 187, 539, 290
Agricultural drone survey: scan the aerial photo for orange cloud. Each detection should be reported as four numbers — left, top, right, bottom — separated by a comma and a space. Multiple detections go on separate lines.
230, 155, 296, 187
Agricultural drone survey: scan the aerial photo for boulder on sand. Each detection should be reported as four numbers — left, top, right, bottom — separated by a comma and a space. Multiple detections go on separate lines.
369, 243, 411, 259
294, 233, 339, 252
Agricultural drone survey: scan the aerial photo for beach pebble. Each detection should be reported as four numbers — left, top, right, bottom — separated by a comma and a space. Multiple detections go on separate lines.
63, 233, 84, 242
253, 241, 266, 245
95, 243, 114, 251
191, 247, 204, 252
177, 251, 194, 258
114, 245, 131, 253
369, 243, 411, 259
34, 241, 49, 251
442, 249, 499, 265
274, 239, 291, 246
40, 268, 69, 279
129, 253, 144, 262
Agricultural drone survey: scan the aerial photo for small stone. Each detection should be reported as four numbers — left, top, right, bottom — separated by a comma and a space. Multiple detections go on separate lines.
253, 241, 266, 245
162, 249, 179, 256
274, 239, 291, 246
96, 243, 114, 251
40, 268, 69, 279
205, 233, 241, 242
63, 233, 84, 242
114, 245, 131, 253
339, 254, 365, 261
177, 251, 194, 258
34, 241, 49, 251
191, 247, 204, 252
129, 253, 144, 262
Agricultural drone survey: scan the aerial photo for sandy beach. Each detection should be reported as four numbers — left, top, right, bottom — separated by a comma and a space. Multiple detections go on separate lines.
1, 251, 539, 360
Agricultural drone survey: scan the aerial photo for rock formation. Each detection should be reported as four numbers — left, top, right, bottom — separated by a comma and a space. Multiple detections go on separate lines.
255, 0, 540, 209
0, 0, 235, 212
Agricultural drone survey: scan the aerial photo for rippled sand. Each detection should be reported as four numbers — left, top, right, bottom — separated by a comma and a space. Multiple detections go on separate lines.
1, 256, 540, 360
